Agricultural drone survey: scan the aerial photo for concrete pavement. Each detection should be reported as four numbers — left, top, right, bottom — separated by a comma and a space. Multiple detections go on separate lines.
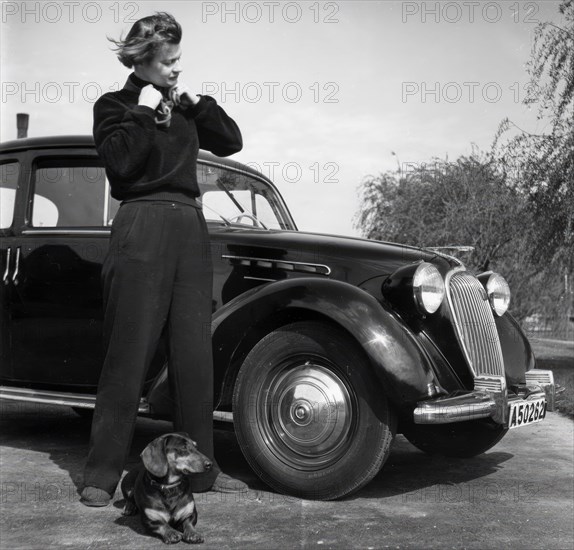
0, 401, 572, 549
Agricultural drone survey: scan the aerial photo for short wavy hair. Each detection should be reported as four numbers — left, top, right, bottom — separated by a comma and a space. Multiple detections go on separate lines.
108, 12, 182, 68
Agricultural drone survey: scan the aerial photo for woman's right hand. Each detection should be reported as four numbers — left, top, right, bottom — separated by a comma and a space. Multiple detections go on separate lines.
138, 84, 163, 110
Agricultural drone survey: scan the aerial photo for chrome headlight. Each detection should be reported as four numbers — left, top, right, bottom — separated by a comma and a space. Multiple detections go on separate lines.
413, 263, 445, 314
479, 272, 510, 316
383, 261, 446, 316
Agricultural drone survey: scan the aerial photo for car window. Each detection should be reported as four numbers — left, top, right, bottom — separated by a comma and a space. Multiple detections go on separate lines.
27, 157, 288, 229
198, 164, 289, 229
0, 161, 19, 229
31, 159, 108, 227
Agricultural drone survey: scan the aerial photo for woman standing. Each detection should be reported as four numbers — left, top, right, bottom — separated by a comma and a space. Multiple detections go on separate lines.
81, 12, 245, 506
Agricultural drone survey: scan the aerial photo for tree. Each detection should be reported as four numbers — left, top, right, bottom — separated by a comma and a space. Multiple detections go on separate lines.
494, 0, 573, 265
493, 0, 573, 333
355, 153, 541, 321
527, 0, 574, 129
355, 2, 572, 331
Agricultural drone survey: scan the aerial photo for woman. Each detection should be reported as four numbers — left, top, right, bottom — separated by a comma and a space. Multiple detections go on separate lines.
81, 12, 245, 507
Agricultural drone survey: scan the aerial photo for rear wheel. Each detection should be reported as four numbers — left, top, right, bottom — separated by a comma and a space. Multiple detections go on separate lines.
402, 419, 508, 458
232, 321, 396, 500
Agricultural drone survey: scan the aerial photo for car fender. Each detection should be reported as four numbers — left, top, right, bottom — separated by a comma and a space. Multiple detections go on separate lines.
222, 277, 438, 409
495, 312, 535, 386
147, 278, 437, 415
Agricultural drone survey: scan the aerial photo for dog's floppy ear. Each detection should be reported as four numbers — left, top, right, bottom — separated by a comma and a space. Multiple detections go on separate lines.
141, 435, 169, 477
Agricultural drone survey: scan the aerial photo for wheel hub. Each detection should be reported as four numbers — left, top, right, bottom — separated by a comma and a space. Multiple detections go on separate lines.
260, 361, 355, 468
291, 401, 312, 424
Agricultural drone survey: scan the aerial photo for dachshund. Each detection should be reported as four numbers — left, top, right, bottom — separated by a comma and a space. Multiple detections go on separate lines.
121, 432, 212, 544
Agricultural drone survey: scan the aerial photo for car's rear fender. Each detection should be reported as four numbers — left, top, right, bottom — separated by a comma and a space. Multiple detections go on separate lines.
203, 277, 438, 414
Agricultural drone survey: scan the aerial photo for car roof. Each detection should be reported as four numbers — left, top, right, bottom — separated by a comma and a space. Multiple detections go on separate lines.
0, 135, 266, 180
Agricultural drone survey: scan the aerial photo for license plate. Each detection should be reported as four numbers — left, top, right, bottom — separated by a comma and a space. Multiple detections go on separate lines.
508, 398, 547, 429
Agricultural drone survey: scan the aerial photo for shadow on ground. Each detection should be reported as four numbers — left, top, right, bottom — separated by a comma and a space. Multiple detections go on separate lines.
0, 402, 513, 505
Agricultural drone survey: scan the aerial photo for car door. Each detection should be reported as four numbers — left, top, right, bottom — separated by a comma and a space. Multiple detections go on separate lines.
2, 143, 183, 393
0, 156, 22, 382
4, 149, 114, 389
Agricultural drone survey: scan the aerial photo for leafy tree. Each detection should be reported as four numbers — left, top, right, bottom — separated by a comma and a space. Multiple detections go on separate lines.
493, 0, 573, 333
493, 0, 573, 266
355, 1, 572, 331
527, 0, 574, 128
355, 154, 540, 321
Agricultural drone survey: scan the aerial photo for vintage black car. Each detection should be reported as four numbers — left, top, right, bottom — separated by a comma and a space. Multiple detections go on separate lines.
0, 135, 556, 500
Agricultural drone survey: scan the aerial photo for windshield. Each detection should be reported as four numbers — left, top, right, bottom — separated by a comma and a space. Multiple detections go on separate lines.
197, 163, 294, 230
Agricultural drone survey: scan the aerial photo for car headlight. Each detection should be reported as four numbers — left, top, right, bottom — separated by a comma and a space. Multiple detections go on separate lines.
413, 263, 445, 314
480, 272, 510, 316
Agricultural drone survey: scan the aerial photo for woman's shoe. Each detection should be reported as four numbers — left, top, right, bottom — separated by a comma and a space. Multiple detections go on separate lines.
210, 473, 248, 493
80, 486, 112, 507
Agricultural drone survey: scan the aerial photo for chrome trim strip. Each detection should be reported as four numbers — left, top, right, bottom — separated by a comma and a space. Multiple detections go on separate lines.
0, 386, 149, 413
243, 276, 277, 282
21, 229, 110, 236
445, 268, 505, 378
222, 254, 331, 276
11, 247, 20, 284
445, 267, 475, 374
2, 247, 10, 284
428, 246, 474, 253
474, 375, 506, 393
0, 386, 237, 421
425, 249, 464, 267
103, 184, 110, 227
213, 411, 233, 423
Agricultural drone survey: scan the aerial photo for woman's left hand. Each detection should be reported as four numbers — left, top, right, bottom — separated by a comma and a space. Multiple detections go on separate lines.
170, 84, 200, 107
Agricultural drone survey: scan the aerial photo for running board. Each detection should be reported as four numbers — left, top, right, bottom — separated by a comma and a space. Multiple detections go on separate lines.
0, 385, 150, 412
0, 386, 234, 422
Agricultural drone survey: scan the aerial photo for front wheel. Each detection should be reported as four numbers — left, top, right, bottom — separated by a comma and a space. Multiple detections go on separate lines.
402, 419, 508, 458
232, 321, 396, 500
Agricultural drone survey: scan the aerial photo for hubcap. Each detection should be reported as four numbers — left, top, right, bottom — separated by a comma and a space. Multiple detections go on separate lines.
257, 360, 355, 470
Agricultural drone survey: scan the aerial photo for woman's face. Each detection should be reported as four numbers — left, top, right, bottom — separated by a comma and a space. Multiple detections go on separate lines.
134, 42, 182, 88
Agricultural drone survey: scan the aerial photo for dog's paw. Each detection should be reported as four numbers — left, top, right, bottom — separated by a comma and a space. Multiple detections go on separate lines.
161, 529, 183, 544
183, 530, 204, 544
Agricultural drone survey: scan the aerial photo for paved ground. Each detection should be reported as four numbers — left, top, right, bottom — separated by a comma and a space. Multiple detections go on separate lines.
0, 401, 572, 549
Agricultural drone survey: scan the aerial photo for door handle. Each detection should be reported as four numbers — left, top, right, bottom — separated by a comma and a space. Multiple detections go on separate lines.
2, 247, 10, 285
2, 246, 21, 286
12, 247, 20, 286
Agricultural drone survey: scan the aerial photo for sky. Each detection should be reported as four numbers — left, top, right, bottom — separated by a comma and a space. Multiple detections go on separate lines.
0, 0, 566, 236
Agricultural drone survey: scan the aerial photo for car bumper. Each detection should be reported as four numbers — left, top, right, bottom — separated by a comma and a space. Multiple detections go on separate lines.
413, 369, 555, 426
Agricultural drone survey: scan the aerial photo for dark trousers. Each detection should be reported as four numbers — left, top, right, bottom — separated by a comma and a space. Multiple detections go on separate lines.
84, 200, 218, 495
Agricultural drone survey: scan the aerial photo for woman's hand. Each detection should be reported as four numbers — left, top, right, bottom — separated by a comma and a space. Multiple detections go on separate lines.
138, 85, 163, 110
169, 84, 200, 107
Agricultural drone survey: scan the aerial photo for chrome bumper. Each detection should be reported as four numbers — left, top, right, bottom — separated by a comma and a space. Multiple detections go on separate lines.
413, 369, 555, 425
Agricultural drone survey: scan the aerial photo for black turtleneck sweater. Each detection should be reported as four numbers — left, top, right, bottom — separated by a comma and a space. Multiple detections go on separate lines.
93, 73, 243, 206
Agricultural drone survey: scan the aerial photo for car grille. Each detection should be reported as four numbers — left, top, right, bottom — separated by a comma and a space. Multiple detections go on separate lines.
447, 271, 505, 378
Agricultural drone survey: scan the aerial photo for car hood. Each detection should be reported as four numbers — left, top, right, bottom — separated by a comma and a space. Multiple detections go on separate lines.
212, 226, 460, 284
